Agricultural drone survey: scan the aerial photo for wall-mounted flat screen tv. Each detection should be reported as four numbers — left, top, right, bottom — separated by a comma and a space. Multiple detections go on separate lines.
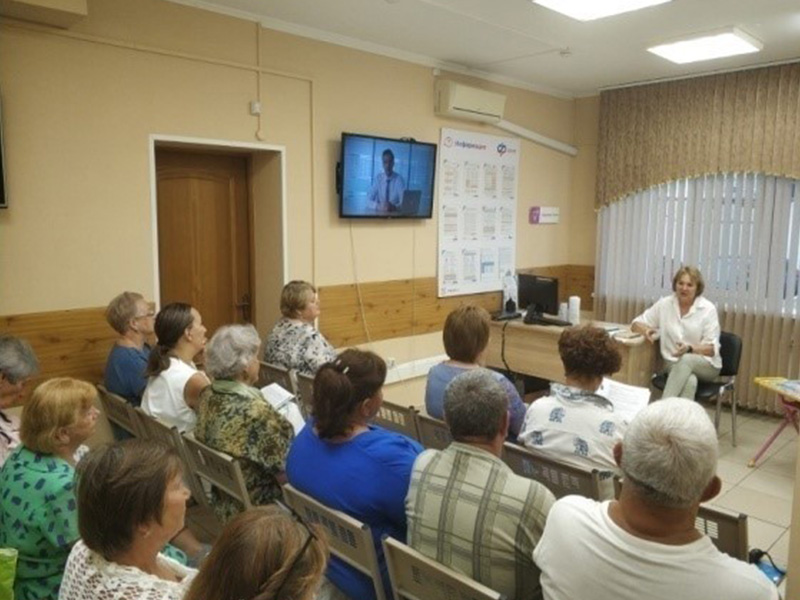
338, 132, 436, 219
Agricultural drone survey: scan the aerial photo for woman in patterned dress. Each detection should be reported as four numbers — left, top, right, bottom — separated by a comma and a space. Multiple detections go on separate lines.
263, 281, 337, 376
195, 324, 294, 523
0, 378, 99, 600
518, 325, 628, 473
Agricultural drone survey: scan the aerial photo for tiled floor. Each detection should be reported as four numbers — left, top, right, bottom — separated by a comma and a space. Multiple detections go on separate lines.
704, 405, 797, 593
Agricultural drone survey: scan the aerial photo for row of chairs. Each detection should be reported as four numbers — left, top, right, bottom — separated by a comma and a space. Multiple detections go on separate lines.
98, 380, 748, 598
386, 406, 748, 561
258, 370, 751, 564
283, 483, 506, 600
99, 384, 504, 599
97, 385, 253, 521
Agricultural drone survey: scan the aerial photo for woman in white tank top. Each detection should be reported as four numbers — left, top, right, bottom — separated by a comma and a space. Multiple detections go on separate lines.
141, 303, 210, 433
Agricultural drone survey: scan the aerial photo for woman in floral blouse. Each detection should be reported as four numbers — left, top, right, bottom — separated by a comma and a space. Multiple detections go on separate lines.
195, 324, 294, 523
0, 378, 99, 600
263, 281, 337, 376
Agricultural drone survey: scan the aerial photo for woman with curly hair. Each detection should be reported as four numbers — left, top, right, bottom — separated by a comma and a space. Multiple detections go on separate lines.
518, 325, 628, 472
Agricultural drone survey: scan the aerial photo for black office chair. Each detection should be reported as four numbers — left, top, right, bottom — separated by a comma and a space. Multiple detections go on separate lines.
652, 331, 742, 446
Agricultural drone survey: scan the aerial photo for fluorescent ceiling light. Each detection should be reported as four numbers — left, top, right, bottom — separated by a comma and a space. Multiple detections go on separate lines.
533, 0, 671, 21
648, 28, 762, 64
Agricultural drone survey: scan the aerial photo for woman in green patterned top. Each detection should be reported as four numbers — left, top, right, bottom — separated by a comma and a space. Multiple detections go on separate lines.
195, 324, 294, 523
0, 378, 99, 600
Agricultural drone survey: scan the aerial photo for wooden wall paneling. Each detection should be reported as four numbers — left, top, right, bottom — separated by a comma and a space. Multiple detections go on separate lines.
1, 307, 115, 391
319, 278, 501, 348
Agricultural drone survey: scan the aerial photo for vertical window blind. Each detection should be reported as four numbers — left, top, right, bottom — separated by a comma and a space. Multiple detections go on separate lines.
596, 173, 800, 411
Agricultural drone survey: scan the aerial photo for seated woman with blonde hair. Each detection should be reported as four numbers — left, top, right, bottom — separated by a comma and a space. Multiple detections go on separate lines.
632, 266, 721, 400
183, 505, 328, 600
59, 439, 197, 600
0, 378, 99, 600
263, 280, 337, 376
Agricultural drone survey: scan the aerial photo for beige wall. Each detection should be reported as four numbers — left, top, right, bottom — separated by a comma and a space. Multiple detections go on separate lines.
0, 0, 599, 365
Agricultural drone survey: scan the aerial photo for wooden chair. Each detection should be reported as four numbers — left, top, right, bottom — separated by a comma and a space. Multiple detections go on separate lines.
374, 400, 420, 441
652, 331, 742, 446
96, 384, 141, 437
294, 371, 315, 419
416, 414, 452, 450
282, 484, 386, 600
133, 409, 209, 510
382, 536, 506, 600
182, 433, 253, 511
502, 442, 602, 500
258, 361, 297, 395
613, 477, 748, 560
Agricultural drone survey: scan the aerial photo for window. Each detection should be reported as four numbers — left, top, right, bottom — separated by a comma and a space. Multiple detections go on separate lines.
596, 173, 800, 316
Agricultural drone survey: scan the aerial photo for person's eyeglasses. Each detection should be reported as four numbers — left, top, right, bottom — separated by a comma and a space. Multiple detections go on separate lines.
134, 311, 156, 319
269, 501, 317, 600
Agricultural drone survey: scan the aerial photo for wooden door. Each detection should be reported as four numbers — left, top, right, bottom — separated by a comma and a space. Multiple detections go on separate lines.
156, 149, 252, 336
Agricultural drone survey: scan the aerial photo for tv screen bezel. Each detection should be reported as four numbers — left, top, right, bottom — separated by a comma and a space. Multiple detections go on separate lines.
338, 132, 437, 220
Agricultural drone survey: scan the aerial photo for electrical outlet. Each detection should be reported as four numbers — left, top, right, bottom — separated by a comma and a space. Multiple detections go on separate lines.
387, 357, 397, 369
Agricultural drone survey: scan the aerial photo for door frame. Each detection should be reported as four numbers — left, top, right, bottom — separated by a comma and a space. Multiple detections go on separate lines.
148, 134, 288, 324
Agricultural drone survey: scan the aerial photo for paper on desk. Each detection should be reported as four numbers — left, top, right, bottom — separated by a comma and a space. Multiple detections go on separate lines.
596, 378, 651, 422
260, 383, 306, 435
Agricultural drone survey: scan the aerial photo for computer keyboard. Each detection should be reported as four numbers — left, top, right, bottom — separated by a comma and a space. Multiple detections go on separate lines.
523, 313, 572, 327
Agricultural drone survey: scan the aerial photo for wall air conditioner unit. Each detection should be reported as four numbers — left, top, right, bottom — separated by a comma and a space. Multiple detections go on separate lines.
435, 79, 506, 124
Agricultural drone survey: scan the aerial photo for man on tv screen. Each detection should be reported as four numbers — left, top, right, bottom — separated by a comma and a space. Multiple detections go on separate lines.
368, 148, 406, 212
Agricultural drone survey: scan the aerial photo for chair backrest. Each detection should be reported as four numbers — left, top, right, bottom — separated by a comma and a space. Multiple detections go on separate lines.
182, 434, 253, 510
294, 371, 315, 419
382, 536, 506, 600
502, 443, 602, 500
613, 477, 748, 560
374, 400, 420, 441
416, 414, 452, 450
282, 484, 386, 600
258, 361, 297, 394
133, 409, 209, 509
719, 332, 743, 377
96, 385, 140, 437
695, 505, 748, 560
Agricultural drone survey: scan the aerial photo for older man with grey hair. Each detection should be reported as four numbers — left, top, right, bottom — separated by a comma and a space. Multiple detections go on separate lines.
535, 397, 778, 600
0, 335, 40, 465
406, 368, 555, 600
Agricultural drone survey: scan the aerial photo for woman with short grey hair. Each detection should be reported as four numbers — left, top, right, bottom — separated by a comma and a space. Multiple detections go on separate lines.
195, 324, 294, 523
0, 335, 40, 466
204, 325, 261, 380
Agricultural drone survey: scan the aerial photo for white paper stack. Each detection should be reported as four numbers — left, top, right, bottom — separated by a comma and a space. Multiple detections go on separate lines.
260, 383, 306, 435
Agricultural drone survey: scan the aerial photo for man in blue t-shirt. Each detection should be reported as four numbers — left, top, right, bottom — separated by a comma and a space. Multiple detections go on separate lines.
103, 292, 155, 406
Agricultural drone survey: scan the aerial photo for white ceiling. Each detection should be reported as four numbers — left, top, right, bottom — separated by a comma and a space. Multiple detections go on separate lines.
171, 0, 800, 97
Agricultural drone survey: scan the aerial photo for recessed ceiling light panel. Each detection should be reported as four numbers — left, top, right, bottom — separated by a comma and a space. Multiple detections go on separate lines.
533, 0, 672, 21
648, 28, 763, 64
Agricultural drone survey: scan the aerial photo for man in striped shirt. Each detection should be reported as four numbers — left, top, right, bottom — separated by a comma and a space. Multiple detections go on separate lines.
406, 368, 555, 600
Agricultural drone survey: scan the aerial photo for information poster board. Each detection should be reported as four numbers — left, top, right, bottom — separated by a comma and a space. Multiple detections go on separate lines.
437, 128, 519, 297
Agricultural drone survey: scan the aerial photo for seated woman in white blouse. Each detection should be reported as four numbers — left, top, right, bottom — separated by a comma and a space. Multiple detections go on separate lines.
142, 303, 210, 433
631, 266, 721, 400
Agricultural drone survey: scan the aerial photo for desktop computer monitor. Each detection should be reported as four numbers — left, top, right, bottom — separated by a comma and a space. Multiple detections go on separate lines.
518, 274, 559, 316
